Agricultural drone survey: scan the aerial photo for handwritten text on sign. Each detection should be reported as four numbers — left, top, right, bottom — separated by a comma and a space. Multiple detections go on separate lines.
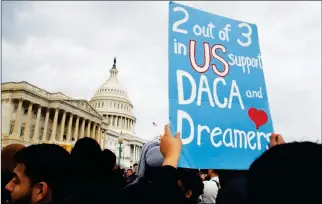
168, 2, 274, 170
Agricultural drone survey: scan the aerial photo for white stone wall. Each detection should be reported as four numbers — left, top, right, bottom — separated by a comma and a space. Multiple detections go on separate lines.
1, 98, 14, 136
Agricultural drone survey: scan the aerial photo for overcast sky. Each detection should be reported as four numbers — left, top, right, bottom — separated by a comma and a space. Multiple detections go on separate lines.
2, 1, 321, 142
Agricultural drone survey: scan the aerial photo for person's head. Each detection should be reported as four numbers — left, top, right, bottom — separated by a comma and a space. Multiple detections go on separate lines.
101, 149, 117, 171
71, 137, 101, 160
136, 140, 164, 181
71, 137, 102, 173
133, 163, 138, 174
1, 144, 26, 173
177, 169, 204, 202
5, 144, 71, 204
126, 169, 133, 177
207, 169, 219, 178
198, 169, 209, 181
248, 142, 322, 204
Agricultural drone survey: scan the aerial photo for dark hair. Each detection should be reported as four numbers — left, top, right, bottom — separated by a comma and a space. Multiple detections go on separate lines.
127, 169, 133, 172
14, 144, 71, 202
133, 163, 138, 167
1, 143, 26, 172
102, 149, 116, 171
248, 142, 322, 204
178, 169, 204, 201
71, 137, 101, 160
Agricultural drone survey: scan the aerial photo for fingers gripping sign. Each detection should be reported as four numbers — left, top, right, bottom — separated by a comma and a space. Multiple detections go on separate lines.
269, 133, 285, 148
160, 124, 182, 168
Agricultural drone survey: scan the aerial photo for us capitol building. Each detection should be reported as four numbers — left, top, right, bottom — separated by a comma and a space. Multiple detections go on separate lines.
1, 58, 145, 168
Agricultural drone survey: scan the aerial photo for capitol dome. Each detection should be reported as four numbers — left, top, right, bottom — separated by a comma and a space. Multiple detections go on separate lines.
89, 58, 136, 135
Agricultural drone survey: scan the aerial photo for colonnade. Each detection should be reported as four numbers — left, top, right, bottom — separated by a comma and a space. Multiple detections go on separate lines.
106, 115, 135, 131
10, 99, 102, 143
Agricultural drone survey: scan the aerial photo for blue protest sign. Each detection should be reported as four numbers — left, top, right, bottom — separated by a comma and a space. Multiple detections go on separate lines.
168, 1, 274, 170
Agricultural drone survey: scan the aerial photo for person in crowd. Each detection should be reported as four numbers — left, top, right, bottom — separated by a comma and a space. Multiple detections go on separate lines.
124, 139, 165, 201
124, 124, 204, 203
5, 144, 71, 204
215, 170, 247, 204
200, 169, 220, 203
178, 168, 205, 203
133, 163, 139, 175
199, 169, 210, 181
101, 148, 126, 203
70, 137, 104, 204
247, 134, 322, 204
1, 144, 26, 204
102, 148, 117, 171
125, 169, 137, 184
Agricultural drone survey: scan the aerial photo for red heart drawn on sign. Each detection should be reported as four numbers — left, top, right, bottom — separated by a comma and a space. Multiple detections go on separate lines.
248, 108, 268, 129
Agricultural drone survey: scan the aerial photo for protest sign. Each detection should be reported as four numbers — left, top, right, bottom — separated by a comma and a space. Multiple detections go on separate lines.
168, 1, 274, 169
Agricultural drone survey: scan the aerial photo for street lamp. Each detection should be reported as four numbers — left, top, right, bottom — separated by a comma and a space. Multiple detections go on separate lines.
118, 132, 124, 166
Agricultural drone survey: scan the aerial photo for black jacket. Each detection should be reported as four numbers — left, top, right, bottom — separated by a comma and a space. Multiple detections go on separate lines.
123, 165, 196, 204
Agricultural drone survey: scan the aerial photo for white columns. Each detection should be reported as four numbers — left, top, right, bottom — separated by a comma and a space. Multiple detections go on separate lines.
33, 106, 42, 141
133, 145, 136, 161
91, 123, 96, 139
87, 120, 92, 137
23, 102, 33, 141
42, 109, 50, 141
49, 108, 59, 142
73, 116, 80, 141
59, 111, 67, 141
128, 119, 130, 130
97, 126, 101, 142
12, 99, 23, 138
134, 145, 136, 161
66, 113, 73, 141
80, 118, 85, 139
137, 146, 139, 161
136, 146, 138, 161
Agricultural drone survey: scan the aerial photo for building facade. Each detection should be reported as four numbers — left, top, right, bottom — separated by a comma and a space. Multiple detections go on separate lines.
1, 59, 145, 168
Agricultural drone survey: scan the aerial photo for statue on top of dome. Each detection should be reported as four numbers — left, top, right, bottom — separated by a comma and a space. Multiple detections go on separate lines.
113, 57, 116, 68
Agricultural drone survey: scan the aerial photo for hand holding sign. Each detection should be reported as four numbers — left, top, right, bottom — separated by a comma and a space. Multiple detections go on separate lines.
160, 124, 182, 168
269, 133, 285, 148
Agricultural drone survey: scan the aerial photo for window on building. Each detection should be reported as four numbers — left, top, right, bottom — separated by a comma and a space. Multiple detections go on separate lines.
20, 124, 25, 137
24, 109, 28, 115
30, 125, 35, 138
9, 120, 15, 135
40, 128, 44, 139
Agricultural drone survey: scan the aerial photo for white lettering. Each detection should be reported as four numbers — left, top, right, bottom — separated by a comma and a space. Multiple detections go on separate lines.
213, 78, 228, 108
189, 41, 211, 73
247, 131, 256, 150
177, 70, 196, 105
177, 110, 194, 145
197, 75, 214, 107
234, 129, 247, 149
210, 127, 222, 147
197, 125, 210, 146
223, 128, 234, 148
228, 80, 245, 110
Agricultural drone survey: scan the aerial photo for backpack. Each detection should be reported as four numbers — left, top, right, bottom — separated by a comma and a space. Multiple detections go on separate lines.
212, 180, 220, 189
213, 180, 222, 203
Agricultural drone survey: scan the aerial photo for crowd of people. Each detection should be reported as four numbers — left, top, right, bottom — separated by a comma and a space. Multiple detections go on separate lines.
1, 124, 321, 204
